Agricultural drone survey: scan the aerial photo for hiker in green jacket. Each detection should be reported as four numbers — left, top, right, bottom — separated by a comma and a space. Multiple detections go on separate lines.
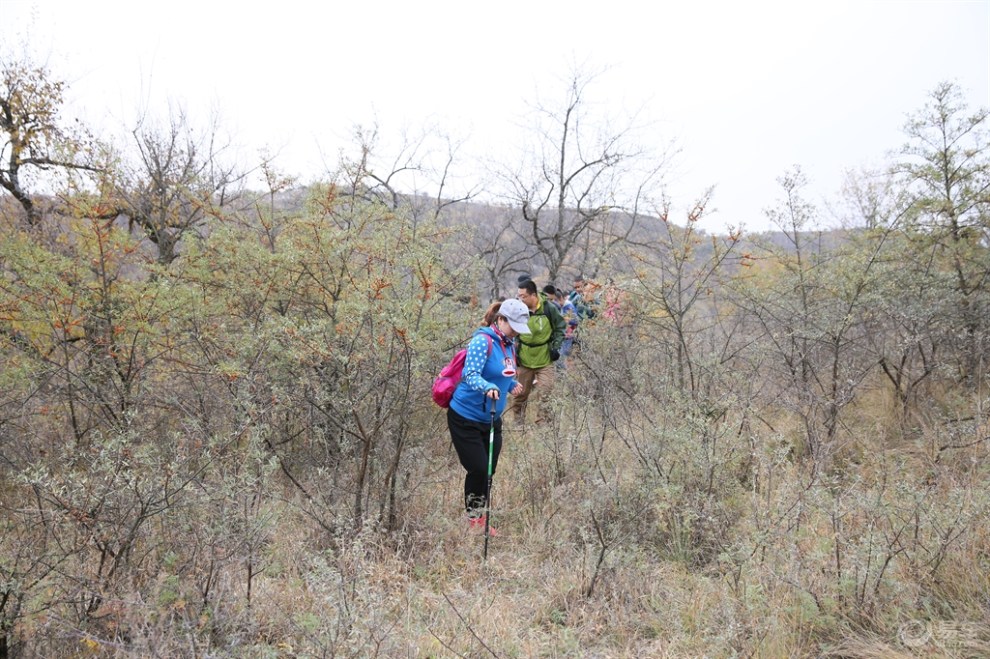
508, 278, 566, 423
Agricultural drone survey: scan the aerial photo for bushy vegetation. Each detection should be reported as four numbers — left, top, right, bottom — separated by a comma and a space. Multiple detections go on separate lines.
1, 54, 988, 657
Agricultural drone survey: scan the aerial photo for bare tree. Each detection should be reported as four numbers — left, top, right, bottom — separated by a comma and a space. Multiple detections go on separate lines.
625, 189, 742, 395
499, 66, 670, 282
112, 105, 250, 265
465, 203, 532, 300
333, 122, 480, 230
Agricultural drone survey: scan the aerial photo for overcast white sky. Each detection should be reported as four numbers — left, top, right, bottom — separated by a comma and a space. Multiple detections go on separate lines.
2, 0, 988, 233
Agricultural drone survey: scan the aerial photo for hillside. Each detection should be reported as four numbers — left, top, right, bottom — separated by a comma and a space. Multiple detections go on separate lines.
1, 183, 988, 657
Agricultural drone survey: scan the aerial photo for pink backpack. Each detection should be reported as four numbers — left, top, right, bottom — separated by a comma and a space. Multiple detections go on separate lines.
432, 334, 493, 408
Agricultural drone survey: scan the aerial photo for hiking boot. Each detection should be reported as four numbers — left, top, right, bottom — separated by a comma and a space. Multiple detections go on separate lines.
468, 515, 498, 536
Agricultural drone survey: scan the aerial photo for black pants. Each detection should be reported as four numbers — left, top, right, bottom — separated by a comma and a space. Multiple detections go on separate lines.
447, 406, 502, 515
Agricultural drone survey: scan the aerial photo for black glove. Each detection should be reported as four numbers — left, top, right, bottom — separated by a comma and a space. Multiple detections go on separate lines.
549, 348, 560, 362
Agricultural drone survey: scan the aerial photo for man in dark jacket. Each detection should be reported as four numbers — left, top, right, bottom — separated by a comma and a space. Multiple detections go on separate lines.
508, 278, 565, 423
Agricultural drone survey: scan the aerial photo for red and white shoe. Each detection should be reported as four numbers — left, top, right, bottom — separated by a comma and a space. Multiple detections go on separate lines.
468, 515, 498, 536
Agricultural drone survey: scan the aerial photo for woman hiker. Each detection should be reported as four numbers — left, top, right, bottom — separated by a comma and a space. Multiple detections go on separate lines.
447, 298, 531, 534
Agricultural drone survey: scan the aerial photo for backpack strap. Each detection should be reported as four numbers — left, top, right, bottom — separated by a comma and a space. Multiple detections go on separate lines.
472, 329, 494, 357
470, 332, 496, 413
464, 330, 495, 367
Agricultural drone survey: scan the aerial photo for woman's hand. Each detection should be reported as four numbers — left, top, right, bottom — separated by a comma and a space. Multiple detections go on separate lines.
486, 388, 500, 400
510, 383, 523, 396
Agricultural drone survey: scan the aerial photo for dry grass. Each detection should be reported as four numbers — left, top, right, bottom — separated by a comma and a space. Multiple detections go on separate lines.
5, 374, 987, 658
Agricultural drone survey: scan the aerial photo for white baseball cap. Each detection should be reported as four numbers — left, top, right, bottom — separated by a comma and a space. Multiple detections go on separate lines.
498, 298, 531, 334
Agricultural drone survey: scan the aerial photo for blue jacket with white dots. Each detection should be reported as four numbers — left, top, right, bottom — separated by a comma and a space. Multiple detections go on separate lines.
449, 327, 520, 422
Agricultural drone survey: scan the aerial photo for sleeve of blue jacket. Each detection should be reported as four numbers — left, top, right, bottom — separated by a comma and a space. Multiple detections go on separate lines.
461, 334, 496, 392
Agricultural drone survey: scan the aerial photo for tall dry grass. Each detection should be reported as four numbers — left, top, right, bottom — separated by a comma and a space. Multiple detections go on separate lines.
6, 333, 988, 658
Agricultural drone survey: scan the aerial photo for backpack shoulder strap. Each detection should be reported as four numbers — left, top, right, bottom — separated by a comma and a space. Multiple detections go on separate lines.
470, 329, 494, 357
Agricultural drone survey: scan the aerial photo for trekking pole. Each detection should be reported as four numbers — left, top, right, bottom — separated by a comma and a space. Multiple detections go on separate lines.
484, 395, 496, 560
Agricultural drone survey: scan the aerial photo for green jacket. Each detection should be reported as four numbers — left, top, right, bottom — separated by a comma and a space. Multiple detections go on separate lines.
517, 293, 566, 369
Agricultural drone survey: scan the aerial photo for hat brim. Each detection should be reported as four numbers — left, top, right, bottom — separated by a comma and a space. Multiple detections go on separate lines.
508, 319, 531, 335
